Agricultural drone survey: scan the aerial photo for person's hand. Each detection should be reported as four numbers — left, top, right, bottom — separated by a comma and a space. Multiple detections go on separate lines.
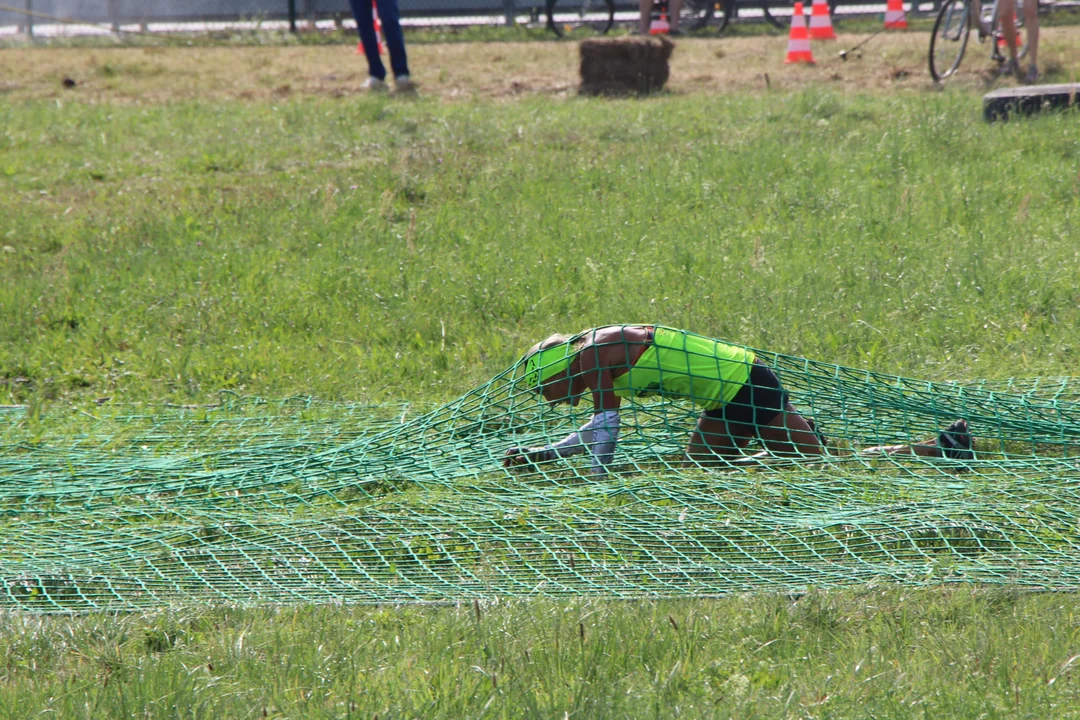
503, 447, 528, 468
502, 446, 555, 468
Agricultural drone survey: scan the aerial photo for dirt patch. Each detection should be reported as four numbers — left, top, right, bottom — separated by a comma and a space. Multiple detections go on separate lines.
0, 26, 1077, 103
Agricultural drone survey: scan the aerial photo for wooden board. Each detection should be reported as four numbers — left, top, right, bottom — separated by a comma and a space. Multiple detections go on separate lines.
984, 83, 1080, 122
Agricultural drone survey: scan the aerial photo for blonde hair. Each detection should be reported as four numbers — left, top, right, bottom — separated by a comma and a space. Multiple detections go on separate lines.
526, 331, 591, 359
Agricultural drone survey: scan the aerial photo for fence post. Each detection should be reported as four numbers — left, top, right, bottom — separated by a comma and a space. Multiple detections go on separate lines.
107, 0, 119, 33
288, 0, 297, 31
503, 0, 516, 25
25, 0, 33, 38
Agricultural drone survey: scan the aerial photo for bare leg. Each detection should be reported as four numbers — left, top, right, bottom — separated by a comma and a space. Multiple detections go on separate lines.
970, 0, 987, 34
999, 0, 1019, 62
1024, 0, 1039, 74
757, 402, 826, 457
863, 419, 972, 460
639, 0, 651, 33
686, 416, 748, 466
669, 0, 683, 30
686, 403, 824, 466
863, 441, 943, 458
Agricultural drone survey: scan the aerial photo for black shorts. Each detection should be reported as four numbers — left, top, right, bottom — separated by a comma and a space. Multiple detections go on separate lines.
702, 360, 789, 433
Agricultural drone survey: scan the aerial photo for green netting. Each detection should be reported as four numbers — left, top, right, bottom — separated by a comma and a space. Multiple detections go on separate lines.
3, 327, 1080, 612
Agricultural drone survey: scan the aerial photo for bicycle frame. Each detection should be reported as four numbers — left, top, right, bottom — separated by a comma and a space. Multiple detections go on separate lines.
930, 0, 1025, 81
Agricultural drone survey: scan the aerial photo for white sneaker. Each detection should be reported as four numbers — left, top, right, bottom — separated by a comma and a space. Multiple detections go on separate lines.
361, 76, 387, 92
393, 75, 417, 94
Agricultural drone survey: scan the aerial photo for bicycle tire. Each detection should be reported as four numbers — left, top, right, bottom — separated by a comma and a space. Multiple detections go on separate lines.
761, 0, 841, 29
682, 0, 732, 33
760, 1, 787, 30
546, 0, 616, 37
929, 0, 971, 81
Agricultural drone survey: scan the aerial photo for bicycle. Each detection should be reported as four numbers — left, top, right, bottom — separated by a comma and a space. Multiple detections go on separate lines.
929, 0, 1027, 81
544, 0, 616, 36
542, 0, 837, 38
543, 0, 727, 36
685, 0, 841, 34
681, 0, 735, 32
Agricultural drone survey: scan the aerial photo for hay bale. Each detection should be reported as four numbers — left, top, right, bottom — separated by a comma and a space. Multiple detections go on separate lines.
579, 36, 674, 97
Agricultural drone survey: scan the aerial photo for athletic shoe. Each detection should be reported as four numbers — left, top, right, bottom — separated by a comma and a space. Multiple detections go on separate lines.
361, 76, 387, 92
998, 58, 1022, 80
937, 419, 974, 461
393, 75, 417, 94
1023, 64, 1040, 84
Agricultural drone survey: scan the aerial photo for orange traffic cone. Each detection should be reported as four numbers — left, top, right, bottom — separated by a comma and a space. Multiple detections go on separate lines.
884, 0, 907, 29
808, 0, 836, 40
785, 2, 815, 64
355, 1, 385, 54
649, 0, 670, 34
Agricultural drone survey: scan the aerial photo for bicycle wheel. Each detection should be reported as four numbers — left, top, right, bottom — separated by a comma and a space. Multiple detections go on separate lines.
761, 0, 839, 30
760, 0, 788, 30
546, 0, 616, 37
681, 0, 732, 33
929, 0, 971, 81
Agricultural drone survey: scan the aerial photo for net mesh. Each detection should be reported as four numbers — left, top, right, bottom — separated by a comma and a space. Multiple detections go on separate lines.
3, 327, 1080, 612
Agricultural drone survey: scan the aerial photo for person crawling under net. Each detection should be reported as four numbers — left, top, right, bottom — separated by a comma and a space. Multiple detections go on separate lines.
503, 325, 973, 475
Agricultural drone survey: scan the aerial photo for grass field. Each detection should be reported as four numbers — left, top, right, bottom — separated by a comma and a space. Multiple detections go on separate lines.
2, 589, 1080, 718
3, 26, 1080, 717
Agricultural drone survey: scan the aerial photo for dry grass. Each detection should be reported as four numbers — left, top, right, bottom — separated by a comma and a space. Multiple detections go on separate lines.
1, 26, 1079, 103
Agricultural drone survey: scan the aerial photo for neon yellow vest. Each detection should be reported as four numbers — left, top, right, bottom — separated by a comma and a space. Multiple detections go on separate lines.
611, 327, 755, 411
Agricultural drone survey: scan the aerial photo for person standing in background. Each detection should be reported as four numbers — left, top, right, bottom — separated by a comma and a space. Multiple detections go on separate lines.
977, 0, 1039, 82
638, 0, 683, 35
348, 0, 414, 92
999, 0, 1039, 83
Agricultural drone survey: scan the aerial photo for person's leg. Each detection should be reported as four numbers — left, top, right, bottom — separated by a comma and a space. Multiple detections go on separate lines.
375, 0, 411, 80
998, 0, 1020, 63
639, 0, 652, 34
669, 0, 683, 30
686, 416, 752, 465
729, 361, 823, 458
757, 403, 825, 457
687, 361, 818, 464
347, 0, 387, 80
862, 419, 973, 460
970, 0, 989, 36
1023, 0, 1039, 78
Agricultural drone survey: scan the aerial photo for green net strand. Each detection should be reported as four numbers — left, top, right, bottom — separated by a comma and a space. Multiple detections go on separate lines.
3, 328, 1080, 612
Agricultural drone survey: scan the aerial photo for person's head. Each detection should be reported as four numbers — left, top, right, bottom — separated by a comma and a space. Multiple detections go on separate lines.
521, 332, 585, 405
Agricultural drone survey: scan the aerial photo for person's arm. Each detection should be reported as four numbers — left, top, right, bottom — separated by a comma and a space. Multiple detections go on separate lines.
504, 356, 623, 474
575, 408, 621, 474
504, 409, 621, 475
